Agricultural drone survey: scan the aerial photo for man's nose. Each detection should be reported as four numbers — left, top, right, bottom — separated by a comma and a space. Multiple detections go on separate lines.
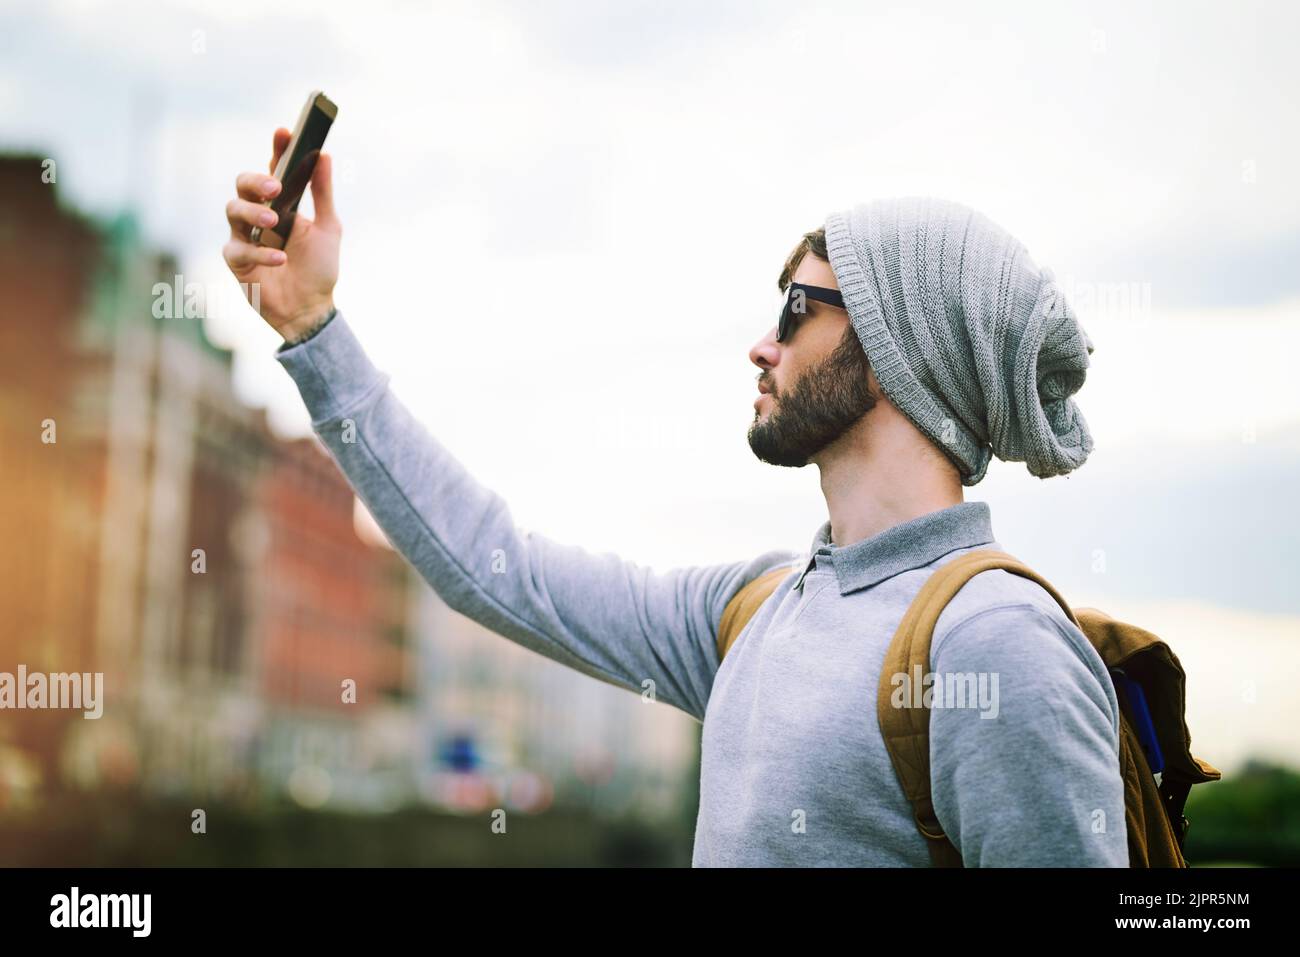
749, 326, 780, 370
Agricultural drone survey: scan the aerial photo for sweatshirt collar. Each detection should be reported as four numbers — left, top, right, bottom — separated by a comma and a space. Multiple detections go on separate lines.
794, 501, 996, 595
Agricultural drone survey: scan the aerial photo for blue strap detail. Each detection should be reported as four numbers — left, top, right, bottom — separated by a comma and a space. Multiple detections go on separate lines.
1111, 668, 1164, 774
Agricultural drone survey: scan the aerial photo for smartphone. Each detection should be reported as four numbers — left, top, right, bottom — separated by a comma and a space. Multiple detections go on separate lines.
250, 90, 338, 249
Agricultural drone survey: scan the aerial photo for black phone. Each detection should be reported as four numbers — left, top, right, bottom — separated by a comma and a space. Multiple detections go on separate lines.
251, 90, 338, 249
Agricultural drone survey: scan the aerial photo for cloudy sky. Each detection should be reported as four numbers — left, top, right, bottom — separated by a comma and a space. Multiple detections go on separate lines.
2, 0, 1297, 770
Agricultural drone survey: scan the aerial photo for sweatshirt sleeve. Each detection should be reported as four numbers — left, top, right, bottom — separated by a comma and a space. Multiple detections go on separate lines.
274, 310, 795, 723
927, 602, 1128, 867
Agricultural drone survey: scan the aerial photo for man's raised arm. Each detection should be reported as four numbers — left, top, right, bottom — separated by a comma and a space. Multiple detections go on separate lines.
221, 129, 792, 723
276, 309, 792, 721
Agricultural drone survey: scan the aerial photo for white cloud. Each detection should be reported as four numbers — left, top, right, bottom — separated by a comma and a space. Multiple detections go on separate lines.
5, 0, 1299, 582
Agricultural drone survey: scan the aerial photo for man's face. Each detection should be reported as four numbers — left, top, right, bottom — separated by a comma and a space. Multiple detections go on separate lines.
746, 254, 876, 467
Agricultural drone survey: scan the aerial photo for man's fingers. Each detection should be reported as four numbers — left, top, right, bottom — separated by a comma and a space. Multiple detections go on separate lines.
223, 237, 287, 272
270, 127, 291, 175
226, 197, 277, 238
236, 171, 281, 203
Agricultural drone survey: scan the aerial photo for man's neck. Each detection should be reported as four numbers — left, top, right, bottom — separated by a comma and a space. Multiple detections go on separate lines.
815, 413, 964, 547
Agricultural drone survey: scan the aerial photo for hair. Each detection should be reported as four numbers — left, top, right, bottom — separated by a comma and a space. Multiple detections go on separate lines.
777, 227, 828, 292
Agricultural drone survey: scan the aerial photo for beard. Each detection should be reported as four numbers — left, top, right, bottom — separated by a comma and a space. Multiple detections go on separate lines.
747, 324, 876, 467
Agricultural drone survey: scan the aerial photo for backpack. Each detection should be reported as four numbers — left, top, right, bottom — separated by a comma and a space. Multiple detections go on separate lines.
716, 548, 1221, 867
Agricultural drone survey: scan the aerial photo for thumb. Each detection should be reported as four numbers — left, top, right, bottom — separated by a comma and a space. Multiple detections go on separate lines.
309, 152, 339, 228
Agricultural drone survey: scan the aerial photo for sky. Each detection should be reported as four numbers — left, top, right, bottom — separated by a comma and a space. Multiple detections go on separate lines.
2, 0, 1298, 771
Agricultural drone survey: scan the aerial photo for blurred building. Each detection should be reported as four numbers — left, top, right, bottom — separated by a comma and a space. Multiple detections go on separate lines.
253, 437, 418, 811
0, 154, 698, 824
0, 154, 422, 810
0, 155, 104, 797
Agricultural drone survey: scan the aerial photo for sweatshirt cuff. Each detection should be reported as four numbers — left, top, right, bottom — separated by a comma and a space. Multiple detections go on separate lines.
274, 309, 389, 424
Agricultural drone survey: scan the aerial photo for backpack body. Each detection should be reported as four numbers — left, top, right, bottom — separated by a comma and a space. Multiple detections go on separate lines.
717, 549, 1221, 867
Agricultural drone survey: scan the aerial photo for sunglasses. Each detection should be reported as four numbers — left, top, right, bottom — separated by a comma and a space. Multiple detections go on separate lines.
778, 282, 845, 342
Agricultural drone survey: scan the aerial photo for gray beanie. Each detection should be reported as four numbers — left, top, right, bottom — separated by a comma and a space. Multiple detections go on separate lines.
823, 197, 1094, 485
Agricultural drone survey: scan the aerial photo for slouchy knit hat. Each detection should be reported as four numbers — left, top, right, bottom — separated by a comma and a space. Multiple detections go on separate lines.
823, 197, 1094, 485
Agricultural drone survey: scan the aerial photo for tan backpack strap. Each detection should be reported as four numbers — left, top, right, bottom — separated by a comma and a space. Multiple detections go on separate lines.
877, 549, 1076, 866
717, 566, 789, 662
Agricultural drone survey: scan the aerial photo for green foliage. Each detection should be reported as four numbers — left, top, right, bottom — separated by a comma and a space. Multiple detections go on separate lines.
1184, 759, 1300, 866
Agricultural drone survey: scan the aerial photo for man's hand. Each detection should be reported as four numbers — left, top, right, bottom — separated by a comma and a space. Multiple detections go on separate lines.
223, 127, 341, 342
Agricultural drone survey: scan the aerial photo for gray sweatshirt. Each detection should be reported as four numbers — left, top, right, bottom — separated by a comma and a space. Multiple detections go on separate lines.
276, 310, 1128, 867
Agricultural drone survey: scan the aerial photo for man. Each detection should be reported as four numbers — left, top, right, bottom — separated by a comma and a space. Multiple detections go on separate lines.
223, 128, 1125, 866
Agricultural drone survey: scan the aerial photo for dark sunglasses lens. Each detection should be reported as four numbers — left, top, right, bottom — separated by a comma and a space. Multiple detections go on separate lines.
778, 298, 793, 341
